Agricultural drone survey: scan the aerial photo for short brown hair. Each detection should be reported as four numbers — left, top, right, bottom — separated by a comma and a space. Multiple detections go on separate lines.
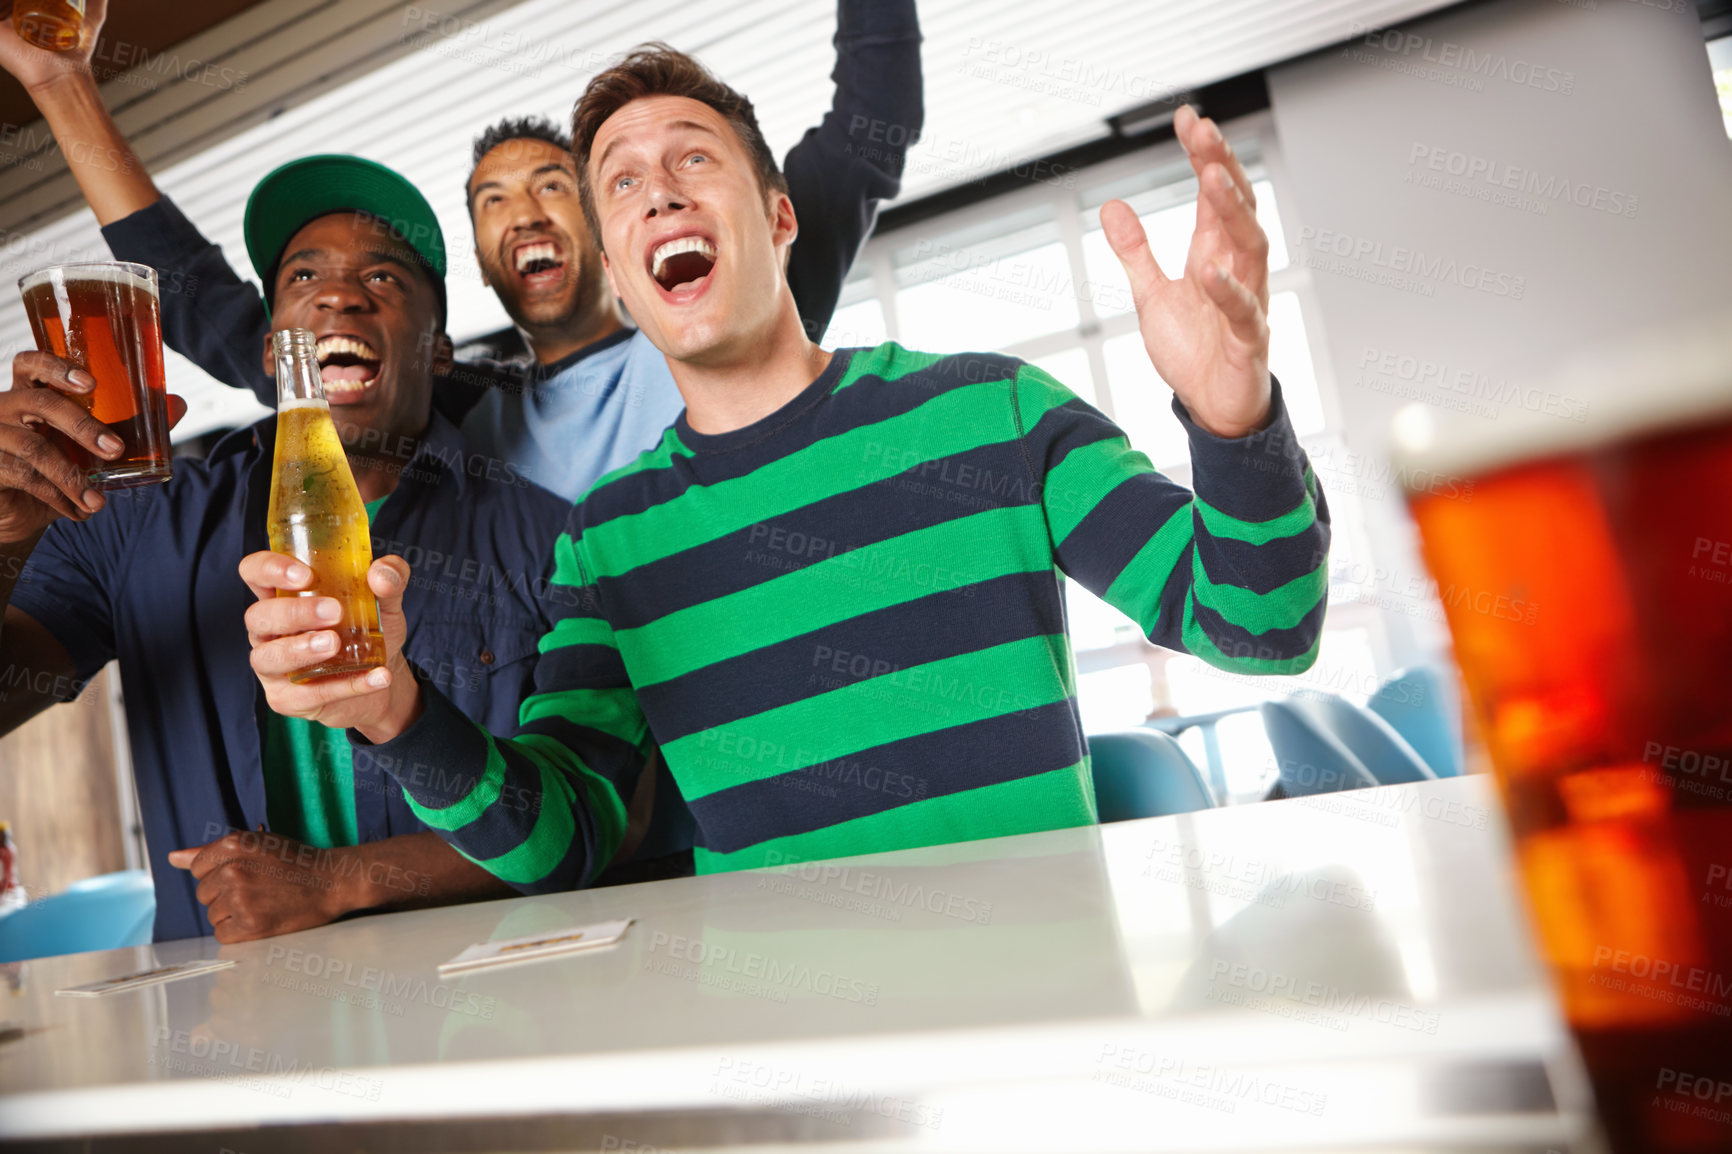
571, 43, 789, 246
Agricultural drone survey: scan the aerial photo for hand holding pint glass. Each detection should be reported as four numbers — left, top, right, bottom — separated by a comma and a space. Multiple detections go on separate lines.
18, 261, 173, 490
1394, 321, 1732, 1154
8, 0, 88, 53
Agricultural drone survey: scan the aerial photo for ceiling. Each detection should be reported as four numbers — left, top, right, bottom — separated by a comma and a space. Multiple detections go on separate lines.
0, 0, 269, 130
0, 0, 1467, 439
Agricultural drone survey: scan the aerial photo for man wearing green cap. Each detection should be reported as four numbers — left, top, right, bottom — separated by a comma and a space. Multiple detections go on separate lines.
0, 143, 597, 944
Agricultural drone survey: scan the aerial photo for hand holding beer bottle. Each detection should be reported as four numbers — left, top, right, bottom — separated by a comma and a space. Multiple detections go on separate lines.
264, 329, 385, 681
240, 329, 421, 736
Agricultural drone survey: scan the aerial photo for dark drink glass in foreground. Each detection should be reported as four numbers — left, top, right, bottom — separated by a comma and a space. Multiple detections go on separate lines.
18, 261, 172, 490
1395, 326, 1732, 1154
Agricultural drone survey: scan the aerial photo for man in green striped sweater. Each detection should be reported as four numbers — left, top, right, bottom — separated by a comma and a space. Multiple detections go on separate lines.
242, 46, 1329, 890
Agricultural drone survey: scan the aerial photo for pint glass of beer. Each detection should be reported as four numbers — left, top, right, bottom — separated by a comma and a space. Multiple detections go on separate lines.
1394, 324, 1732, 1154
18, 262, 173, 489
10, 0, 87, 52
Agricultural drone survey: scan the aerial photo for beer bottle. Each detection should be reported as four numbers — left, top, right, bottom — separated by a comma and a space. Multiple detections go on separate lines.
267, 328, 386, 683
11, 1, 86, 52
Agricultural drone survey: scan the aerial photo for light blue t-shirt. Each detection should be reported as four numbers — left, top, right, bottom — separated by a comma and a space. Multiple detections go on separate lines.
460, 329, 686, 504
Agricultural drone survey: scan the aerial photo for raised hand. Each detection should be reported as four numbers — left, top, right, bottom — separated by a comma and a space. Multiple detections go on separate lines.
0, 0, 108, 91
1102, 105, 1272, 440
239, 551, 423, 741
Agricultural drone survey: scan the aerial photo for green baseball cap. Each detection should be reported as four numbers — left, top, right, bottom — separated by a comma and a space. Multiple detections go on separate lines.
243, 154, 447, 307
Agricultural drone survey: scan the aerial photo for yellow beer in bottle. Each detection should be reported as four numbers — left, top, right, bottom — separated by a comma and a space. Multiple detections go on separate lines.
266, 328, 385, 683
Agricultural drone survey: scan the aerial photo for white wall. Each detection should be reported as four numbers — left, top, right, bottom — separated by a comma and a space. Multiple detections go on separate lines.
1267, 0, 1732, 668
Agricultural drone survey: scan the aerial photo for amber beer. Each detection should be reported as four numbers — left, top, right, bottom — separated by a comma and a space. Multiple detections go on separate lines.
10, 0, 85, 51
18, 262, 172, 489
267, 329, 385, 683
1396, 326, 1732, 1154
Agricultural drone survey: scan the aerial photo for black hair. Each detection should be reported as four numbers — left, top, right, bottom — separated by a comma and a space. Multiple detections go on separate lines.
466, 116, 573, 209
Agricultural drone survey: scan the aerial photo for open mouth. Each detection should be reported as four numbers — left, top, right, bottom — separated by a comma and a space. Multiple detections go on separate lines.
315, 334, 381, 396
650, 235, 718, 295
513, 240, 566, 287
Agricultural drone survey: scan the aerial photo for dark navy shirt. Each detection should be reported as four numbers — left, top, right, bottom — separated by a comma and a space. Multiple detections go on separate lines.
9, 412, 570, 941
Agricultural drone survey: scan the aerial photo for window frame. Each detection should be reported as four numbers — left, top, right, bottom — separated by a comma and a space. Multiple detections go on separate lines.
827, 110, 1397, 769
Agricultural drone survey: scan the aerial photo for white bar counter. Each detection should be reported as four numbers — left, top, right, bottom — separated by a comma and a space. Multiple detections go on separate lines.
0, 776, 1600, 1152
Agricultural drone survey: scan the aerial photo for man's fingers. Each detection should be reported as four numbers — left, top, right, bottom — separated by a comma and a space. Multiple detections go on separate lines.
6, 387, 122, 463
238, 550, 314, 603
0, 428, 97, 519
1177, 107, 1255, 209
11, 351, 95, 397
249, 630, 350, 678
369, 555, 410, 600
183, 839, 240, 881
1100, 199, 1169, 307
166, 846, 203, 869
195, 864, 235, 909
212, 915, 255, 945
7, 354, 122, 460
165, 394, 188, 430
1201, 263, 1268, 349
257, 666, 394, 722
205, 892, 239, 935
244, 592, 345, 645
370, 556, 409, 624
1200, 164, 1270, 296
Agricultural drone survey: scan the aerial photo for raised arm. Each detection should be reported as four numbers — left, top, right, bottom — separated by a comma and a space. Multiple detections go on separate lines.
0, 1, 274, 403
239, 532, 645, 893
1030, 106, 1330, 673
0, 0, 155, 223
783, 0, 923, 339
1019, 365, 1328, 674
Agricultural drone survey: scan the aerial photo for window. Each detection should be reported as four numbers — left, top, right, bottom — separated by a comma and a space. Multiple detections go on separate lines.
824, 112, 1382, 801
1711, 35, 1732, 138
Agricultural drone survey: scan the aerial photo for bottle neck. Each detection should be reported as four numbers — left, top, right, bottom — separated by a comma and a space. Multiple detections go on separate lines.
272, 328, 325, 406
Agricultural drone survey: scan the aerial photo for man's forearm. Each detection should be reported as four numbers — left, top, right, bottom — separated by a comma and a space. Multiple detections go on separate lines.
330, 832, 514, 916
352, 676, 629, 895
0, 531, 44, 612
0, 533, 82, 736
26, 70, 161, 225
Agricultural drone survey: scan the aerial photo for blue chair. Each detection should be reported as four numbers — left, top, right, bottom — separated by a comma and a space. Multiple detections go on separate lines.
1308, 695, 1435, 786
0, 870, 155, 962
1369, 666, 1464, 778
1144, 705, 1261, 804
1259, 699, 1379, 798
1088, 730, 1215, 821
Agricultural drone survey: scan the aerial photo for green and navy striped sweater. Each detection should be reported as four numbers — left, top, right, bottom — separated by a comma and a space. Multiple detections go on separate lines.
357, 343, 1330, 889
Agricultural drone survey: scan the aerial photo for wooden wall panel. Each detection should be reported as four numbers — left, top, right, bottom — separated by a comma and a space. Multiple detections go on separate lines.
0, 666, 127, 899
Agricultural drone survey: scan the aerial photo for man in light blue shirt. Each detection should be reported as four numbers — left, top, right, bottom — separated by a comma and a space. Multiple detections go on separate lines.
452, 0, 921, 500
